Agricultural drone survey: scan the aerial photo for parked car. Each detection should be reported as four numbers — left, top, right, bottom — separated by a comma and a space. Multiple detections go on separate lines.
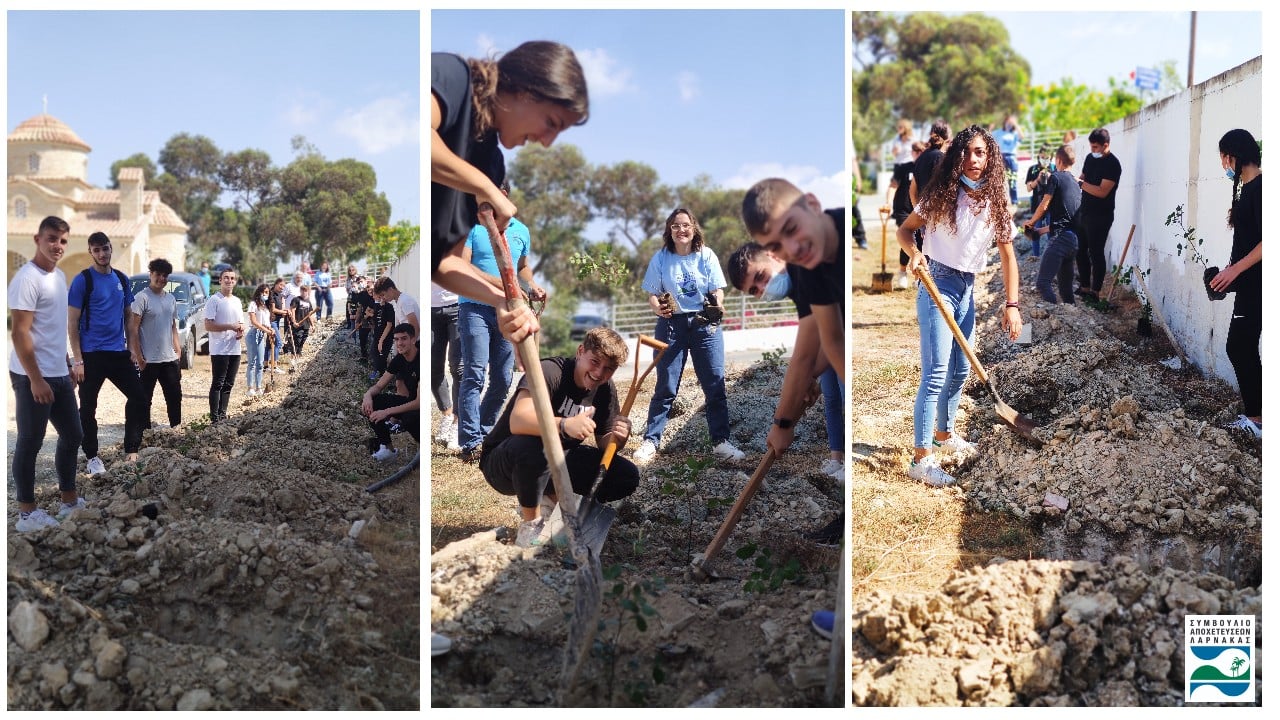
569, 314, 608, 340
128, 271, 209, 370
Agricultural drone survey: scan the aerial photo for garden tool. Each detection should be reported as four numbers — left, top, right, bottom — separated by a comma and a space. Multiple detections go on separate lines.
871, 205, 894, 293
477, 204, 597, 699
576, 334, 669, 556
914, 265, 1042, 447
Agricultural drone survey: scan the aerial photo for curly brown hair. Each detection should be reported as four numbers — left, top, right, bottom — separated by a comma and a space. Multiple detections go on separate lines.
915, 124, 1011, 243
662, 207, 705, 254
467, 41, 590, 142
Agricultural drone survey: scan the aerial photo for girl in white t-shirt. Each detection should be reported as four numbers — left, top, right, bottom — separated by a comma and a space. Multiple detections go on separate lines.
245, 283, 275, 397
895, 125, 1023, 487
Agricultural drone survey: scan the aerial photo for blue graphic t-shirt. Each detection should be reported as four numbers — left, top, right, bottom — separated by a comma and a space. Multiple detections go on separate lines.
68, 267, 128, 352
459, 217, 531, 305
641, 247, 726, 314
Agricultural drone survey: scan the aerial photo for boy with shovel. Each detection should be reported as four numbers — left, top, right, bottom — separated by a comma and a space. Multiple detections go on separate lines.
479, 326, 640, 548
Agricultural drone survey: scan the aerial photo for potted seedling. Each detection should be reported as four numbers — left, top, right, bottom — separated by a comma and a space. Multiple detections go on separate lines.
1166, 204, 1227, 301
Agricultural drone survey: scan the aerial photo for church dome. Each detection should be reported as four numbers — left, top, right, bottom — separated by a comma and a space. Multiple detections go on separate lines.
8, 114, 91, 152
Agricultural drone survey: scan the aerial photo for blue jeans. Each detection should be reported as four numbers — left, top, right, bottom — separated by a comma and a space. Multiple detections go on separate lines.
1036, 229, 1078, 304
457, 302, 514, 450
10, 372, 82, 504
1003, 153, 1018, 204
315, 288, 333, 318
245, 328, 267, 388
270, 319, 284, 363
914, 259, 974, 449
643, 314, 731, 446
818, 366, 843, 453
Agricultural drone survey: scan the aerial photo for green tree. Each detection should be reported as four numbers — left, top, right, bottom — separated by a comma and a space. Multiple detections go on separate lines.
367, 217, 420, 266
271, 143, 391, 263
153, 133, 224, 250
1025, 78, 1141, 138
672, 175, 747, 276
108, 153, 158, 189
589, 160, 674, 252
218, 148, 276, 213
507, 144, 593, 292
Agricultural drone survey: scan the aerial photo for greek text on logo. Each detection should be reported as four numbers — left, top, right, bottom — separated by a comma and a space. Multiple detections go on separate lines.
1184, 615, 1253, 703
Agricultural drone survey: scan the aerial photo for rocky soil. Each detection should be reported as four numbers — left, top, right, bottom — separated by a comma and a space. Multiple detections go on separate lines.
7, 325, 420, 710
847, 226, 1263, 706
430, 352, 844, 707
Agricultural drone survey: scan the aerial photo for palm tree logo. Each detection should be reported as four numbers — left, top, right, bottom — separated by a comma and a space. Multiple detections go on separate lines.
1230, 657, 1246, 678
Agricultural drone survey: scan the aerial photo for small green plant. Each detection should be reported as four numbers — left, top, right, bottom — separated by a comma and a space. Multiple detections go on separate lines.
187, 414, 210, 434
1116, 264, 1153, 320
657, 456, 722, 553
597, 565, 667, 706
760, 345, 788, 372
1166, 204, 1209, 269
569, 249, 632, 289
736, 541, 804, 593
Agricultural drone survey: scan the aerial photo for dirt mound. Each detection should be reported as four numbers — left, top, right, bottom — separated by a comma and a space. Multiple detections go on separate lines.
431, 357, 843, 707
8, 327, 420, 710
850, 557, 1261, 706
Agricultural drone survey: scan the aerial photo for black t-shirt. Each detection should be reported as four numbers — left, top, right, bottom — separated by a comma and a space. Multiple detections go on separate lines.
374, 301, 395, 334
1230, 175, 1262, 288
387, 349, 421, 400
1043, 170, 1082, 234
891, 160, 915, 224
431, 52, 505, 273
270, 290, 287, 320
1025, 161, 1047, 209
791, 208, 846, 317
913, 148, 944, 198
291, 297, 315, 328
483, 356, 620, 454
1079, 151, 1122, 215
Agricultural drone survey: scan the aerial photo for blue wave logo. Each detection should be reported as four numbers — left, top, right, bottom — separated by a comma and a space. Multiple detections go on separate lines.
1188, 646, 1251, 701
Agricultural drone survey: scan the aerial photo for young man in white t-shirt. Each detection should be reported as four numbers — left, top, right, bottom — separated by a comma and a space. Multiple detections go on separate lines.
8, 216, 87, 531
203, 267, 245, 423
373, 276, 419, 339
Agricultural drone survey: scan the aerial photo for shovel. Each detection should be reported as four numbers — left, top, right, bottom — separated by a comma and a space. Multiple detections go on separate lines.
871, 206, 894, 293
476, 205, 597, 698
576, 334, 669, 556
914, 266, 1042, 447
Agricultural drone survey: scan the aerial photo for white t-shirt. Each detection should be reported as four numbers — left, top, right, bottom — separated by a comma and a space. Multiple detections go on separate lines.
8, 261, 69, 377
395, 291, 420, 327
204, 292, 244, 356
431, 282, 457, 308
248, 299, 272, 329
918, 190, 1003, 274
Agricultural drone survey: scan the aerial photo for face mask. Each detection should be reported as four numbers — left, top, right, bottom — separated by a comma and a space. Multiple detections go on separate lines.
1225, 167, 1237, 180
760, 271, 791, 301
261, 294, 269, 301
959, 175, 984, 190
1090, 152, 1103, 159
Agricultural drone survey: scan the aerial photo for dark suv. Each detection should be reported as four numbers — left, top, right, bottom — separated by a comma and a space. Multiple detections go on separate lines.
128, 271, 209, 369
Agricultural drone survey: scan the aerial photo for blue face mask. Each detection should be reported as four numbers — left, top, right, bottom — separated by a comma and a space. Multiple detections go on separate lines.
760, 271, 790, 301
1225, 167, 1237, 180
959, 175, 984, 190
1090, 152, 1103, 159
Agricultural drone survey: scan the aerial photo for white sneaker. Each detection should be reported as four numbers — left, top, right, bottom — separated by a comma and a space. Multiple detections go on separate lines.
435, 415, 458, 444
371, 445, 398, 462
431, 632, 452, 657
55, 497, 87, 521
712, 440, 746, 462
1227, 415, 1262, 439
632, 440, 657, 463
894, 271, 912, 290
820, 458, 845, 482
16, 508, 59, 532
932, 435, 978, 459
515, 517, 547, 548
86, 456, 107, 477
538, 497, 569, 547
908, 454, 957, 487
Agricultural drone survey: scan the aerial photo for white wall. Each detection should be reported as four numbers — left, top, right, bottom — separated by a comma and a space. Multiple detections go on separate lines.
386, 240, 421, 302
1086, 56, 1261, 386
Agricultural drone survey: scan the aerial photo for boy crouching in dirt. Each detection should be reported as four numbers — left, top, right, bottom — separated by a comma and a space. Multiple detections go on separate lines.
362, 323, 421, 461
478, 327, 639, 548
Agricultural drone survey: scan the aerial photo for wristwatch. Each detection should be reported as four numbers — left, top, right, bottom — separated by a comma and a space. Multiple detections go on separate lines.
772, 417, 794, 430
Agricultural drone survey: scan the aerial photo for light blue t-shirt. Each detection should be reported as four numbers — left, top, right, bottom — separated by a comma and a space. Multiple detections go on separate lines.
995, 127, 1020, 156
641, 247, 726, 314
68, 266, 128, 352
459, 217, 531, 305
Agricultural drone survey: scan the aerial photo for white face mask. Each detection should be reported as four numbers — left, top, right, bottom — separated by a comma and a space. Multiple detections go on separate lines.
261, 294, 269, 301
1090, 152, 1103, 159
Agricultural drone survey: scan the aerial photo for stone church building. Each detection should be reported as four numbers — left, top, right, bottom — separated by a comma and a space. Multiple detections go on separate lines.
7, 113, 187, 281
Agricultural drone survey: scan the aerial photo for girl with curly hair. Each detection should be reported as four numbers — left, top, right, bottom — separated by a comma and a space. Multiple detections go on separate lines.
895, 124, 1023, 487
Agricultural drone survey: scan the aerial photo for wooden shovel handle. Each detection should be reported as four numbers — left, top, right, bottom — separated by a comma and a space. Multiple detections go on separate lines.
914, 266, 991, 385
700, 448, 777, 566
1104, 224, 1137, 302
596, 335, 668, 471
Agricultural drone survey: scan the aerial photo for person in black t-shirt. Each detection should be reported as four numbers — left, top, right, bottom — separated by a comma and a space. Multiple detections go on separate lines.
1023, 145, 1082, 304
889, 141, 925, 287
1209, 128, 1263, 436
289, 285, 317, 355
1075, 127, 1123, 297
363, 323, 421, 461
369, 289, 397, 378
479, 327, 638, 548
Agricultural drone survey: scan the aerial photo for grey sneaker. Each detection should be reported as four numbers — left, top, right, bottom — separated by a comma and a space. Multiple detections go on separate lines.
16, 508, 59, 532
86, 456, 107, 476
908, 454, 957, 487
1227, 415, 1262, 439
55, 497, 86, 521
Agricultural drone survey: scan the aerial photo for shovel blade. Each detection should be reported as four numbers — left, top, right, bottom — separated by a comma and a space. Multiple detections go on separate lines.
989, 386, 1043, 447
560, 549, 603, 699
575, 501, 616, 557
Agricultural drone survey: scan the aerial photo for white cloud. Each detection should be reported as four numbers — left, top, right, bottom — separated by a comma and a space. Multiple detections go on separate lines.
677, 71, 700, 102
576, 47, 634, 97
282, 93, 327, 128
476, 33, 498, 58
724, 162, 847, 212
334, 94, 420, 154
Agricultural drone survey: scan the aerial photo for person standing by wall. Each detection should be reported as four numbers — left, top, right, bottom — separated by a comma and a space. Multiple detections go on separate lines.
204, 267, 245, 423
68, 231, 146, 473
128, 258, 184, 428
1074, 128, 1122, 299
10, 216, 86, 531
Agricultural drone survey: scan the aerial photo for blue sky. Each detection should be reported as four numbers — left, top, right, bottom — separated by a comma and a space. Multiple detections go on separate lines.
6, 10, 420, 226
430, 9, 847, 217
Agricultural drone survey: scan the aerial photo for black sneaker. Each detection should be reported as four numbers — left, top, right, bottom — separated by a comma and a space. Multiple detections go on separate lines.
803, 514, 843, 548
459, 446, 482, 464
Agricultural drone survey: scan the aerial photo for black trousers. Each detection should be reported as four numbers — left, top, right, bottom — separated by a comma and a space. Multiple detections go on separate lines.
431, 303, 461, 413
140, 360, 183, 427
371, 332, 392, 374
852, 203, 867, 246
370, 393, 420, 446
1227, 278, 1262, 418
209, 354, 240, 421
1076, 209, 1114, 293
480, 434, 640, 510
79, 350, 146, 457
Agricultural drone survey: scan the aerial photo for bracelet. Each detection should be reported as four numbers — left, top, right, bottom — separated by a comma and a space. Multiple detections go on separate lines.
559, 418, 569, 439
1005, 302, 1019, 309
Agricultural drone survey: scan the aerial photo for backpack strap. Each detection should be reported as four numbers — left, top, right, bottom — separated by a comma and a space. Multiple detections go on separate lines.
79, 268, 94, 332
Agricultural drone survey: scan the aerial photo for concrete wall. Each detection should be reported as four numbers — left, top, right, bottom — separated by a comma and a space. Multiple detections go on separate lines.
385, 240, 421, 302
1084, 56, 1261, 386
